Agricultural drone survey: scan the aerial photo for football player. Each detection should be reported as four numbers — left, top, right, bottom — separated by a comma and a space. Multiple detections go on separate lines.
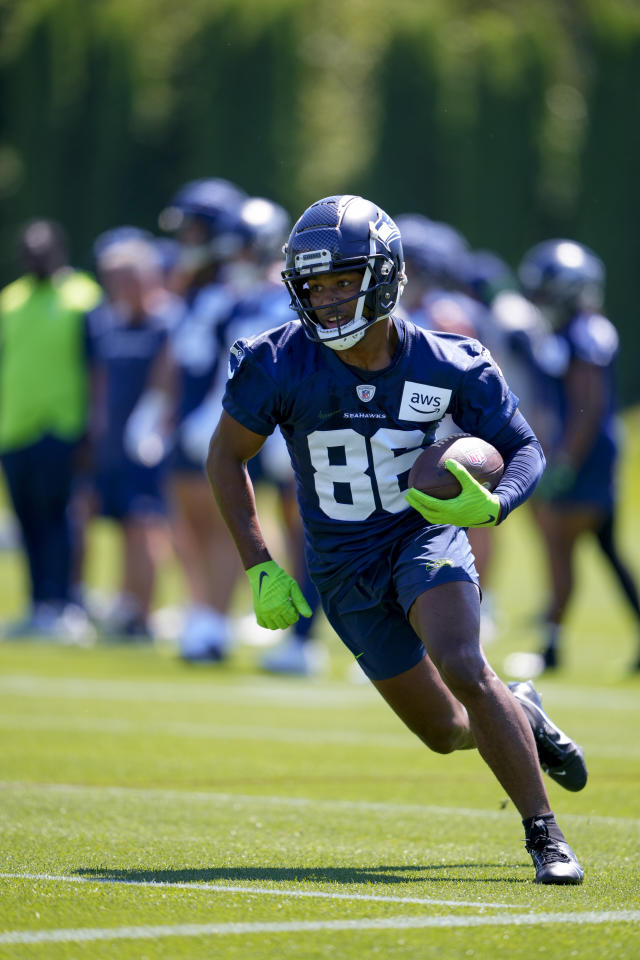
178, 195, 324, 674
518, 239, 640, 671
155, 178, 248, 661
206, 194, 587, 884
87, 234, 180, 638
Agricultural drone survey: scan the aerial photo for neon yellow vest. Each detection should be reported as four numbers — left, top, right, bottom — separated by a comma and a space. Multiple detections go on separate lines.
0, 270, 101, 452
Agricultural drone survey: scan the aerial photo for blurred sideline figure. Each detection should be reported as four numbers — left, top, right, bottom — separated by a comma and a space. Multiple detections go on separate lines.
517, 239, 640, 671
219, 197, 324, 675
394, 213, 498, 639
69, 226, 157, 610
463, 247, 550, 441
0, 220, 101, 640
152, 177, 249, 661
87, 233, 180, 638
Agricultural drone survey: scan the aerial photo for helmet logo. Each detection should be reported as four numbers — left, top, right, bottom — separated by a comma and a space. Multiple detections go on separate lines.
371, 219, 400, 250
294, 249, 332, 275
356, 384, 376, 402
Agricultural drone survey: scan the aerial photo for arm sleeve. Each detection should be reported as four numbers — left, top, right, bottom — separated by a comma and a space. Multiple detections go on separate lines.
490, 409, 546, 523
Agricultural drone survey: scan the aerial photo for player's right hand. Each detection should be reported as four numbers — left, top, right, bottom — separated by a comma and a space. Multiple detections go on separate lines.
246, 560, 312, 630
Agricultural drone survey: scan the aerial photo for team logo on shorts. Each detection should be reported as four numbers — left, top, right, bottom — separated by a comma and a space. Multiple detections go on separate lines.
356, 384, 376, 402
424, 558, 454, 572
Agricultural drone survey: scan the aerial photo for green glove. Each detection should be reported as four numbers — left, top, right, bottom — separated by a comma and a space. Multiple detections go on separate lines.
405, 459, 501, 528
246, 560, 313, 630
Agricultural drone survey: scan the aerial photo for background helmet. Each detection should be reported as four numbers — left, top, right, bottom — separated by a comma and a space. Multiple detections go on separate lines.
159, 177, 248, 263
518, 239, 605, 315
463, 248, 516, 306
394, 213, 468, 289
239, 196, 291, 265
282, 194, 405, 351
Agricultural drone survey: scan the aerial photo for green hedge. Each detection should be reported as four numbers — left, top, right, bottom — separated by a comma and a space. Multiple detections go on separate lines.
1, 0, 639, 402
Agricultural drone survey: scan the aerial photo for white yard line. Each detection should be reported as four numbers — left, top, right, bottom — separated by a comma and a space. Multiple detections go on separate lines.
0, 872, 521, 910
0, 780, 638, 829
1, 911, 639, 944
0, 673, 638, 712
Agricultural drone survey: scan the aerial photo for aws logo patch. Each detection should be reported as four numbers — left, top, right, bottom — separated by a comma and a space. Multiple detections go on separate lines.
398, 381, 452, 422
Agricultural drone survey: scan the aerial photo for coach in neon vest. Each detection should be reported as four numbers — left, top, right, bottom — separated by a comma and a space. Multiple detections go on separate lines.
0, 220, 101, 637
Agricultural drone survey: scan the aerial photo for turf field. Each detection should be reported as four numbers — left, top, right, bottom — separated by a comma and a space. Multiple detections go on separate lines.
0, 409, 639, 958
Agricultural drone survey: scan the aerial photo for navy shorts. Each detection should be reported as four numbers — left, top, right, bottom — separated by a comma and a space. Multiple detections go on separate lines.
318, 524, 479, 682
556, 445, 616, 509
169, 438, 205, 475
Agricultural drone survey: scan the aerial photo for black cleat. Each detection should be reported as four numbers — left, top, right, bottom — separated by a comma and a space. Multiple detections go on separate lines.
526, 818, 584, 885
541, 643, 559, 670
508, 680, 587, 791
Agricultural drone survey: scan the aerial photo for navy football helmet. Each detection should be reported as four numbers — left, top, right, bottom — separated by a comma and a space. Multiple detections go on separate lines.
463, 249, 516, 306
240, 196, 291, 264
518, 240, 605, 318
394, 213, 468, 289
282, 195, 405, 351
159, 177, 248, 263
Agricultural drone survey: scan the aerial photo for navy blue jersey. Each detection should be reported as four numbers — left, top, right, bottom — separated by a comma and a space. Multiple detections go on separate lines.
170, 282, 236, 423
529, 312, 619, 506
223, 315, 518, 584
87, 301, 177, 467
544, 313, 618, 450
522, 313, 618, 455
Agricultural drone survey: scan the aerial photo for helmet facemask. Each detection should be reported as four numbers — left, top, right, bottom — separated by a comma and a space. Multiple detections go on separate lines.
283, 216, 405, 351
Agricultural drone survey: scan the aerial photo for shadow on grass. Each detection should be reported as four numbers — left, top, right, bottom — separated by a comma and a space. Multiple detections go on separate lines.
75, 863, 528, 886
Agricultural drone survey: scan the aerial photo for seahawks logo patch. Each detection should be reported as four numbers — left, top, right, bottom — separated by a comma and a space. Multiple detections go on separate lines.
228, 341, 246, 378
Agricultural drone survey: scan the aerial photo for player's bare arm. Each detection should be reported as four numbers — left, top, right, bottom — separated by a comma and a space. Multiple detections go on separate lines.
208, 411, 312, 630
561, 357, 606, 468
206, 410, 270, 569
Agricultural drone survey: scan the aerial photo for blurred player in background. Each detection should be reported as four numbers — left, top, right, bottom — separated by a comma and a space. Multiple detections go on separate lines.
0, 220, 100, 640
218, 196, 324, 675
154, 177, 248, 661
463, 248, 551, 445
87, 233, 180, 638
395, 213, 498, 638
517, 239, 640, 672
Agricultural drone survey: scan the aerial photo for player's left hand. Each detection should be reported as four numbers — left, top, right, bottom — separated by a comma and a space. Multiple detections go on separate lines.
405, 459, 501, 527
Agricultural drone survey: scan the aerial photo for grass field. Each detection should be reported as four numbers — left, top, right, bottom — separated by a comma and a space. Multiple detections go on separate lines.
0, 409, 639, 958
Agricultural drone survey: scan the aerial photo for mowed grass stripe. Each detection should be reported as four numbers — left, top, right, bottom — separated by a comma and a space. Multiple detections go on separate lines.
0, 712, 415, 748
0, 710, 636, 758
0, 873, 522, 909
1, 781, 639, 829
0, 673, 638, 712
1, 910, 639, 944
